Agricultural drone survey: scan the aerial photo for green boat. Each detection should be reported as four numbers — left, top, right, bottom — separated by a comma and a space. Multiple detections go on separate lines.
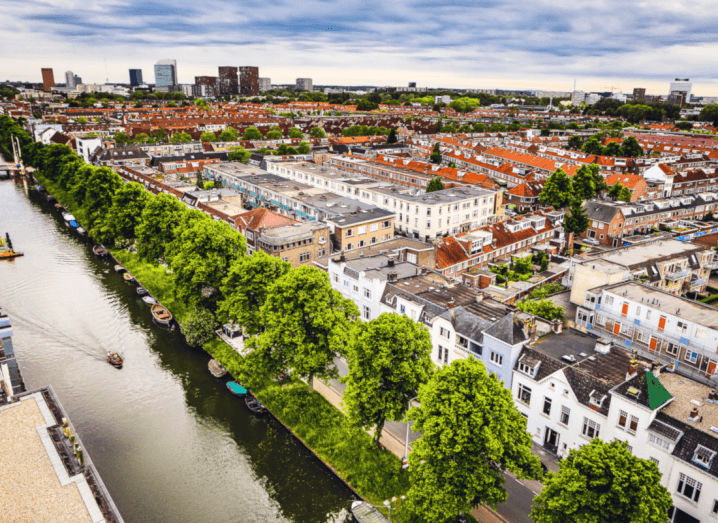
226, 381, 247, 397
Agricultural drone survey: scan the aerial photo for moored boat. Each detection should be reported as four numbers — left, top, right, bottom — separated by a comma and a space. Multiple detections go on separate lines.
76, 226, 86, 235
68, 220, 79, 228
93, 245, 108, 257
245, 394, 266, 415
208, 359, 227, 378
123, 273, 135, 283
136, 286, 148, 296
226, 381, 247, 397
142, 296, 157, 305
114, 264, 125, 273
351, 501, 389, 523
151, 303, 172, 326
53, 203, 65, 212
62, 212, 75, 222
107, 351, 123, 369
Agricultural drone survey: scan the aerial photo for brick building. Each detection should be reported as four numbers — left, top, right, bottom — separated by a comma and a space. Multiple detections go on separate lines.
604, 174, 648, 202
505, 181, 545, 211
325, 208, 395, 253
218, 67, 239, 96
239, 67, 259, 96
194, 76, 218, 98
41, 68, 55, 91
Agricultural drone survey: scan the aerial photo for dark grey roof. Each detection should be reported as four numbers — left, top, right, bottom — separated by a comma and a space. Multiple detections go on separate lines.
483, 312, 527, 346
438, 307, 492, 343
584, 201, 621, 223
654, 411, 718, 480
327, 207, 394, 226
98, 148, 151, 162
647, 418, 683, 442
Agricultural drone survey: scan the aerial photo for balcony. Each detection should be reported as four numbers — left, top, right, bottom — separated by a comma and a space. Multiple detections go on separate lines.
664, 269, 689, 281
703, 261, 718, 270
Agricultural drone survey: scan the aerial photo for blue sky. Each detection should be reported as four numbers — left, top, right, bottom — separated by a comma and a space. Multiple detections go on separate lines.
3, 0, 718, 95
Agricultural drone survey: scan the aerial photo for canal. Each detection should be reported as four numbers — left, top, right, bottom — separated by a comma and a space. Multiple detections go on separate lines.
0, 180, 357, 523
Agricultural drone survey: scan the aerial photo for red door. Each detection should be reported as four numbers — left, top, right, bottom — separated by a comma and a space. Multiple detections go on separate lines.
622, 303, 629, 316
649, 338, 657, 352
614, 323, 621, 335
658, 316, 666, 331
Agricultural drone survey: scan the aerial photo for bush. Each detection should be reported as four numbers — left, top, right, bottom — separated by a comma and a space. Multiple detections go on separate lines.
181, 307, 218, 347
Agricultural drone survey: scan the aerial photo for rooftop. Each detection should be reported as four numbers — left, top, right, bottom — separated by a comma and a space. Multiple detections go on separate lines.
659, 372, 718, 436
339, 255, 420, 282
596, 240, 706, 268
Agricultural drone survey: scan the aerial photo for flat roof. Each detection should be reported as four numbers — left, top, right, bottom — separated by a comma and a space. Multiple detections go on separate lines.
658, 372, 718, 436
531, 329, 601, 361
597, 240, 705, 268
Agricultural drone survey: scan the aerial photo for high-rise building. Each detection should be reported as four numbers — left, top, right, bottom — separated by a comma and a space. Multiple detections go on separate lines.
571, 91, 586, 106
65, 71, 75, 88
258, 78, 272, 92
668, 78, 692, 100
41, 68, 55, 91
218, 66, 239, 96
194, 76, 219, 97
154, 59, 178, 89
295, 78, 313, 91
239, 67, 259, 96
129, 69, 143, 86
74, 75, 82, 85
408, 82, 417, 88
668, 92, 687, 107
632, 88, 646, 101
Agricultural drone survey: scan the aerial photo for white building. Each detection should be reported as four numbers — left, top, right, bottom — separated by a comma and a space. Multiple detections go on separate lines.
259, 78, 271, 92
75, 136, 103, 163
585, 93, 602, 105
65, 71, 76, 88
571, 91, 586, 106
668, 79, 692, 100
296, 78, 313, 91
434, 95, 452, 104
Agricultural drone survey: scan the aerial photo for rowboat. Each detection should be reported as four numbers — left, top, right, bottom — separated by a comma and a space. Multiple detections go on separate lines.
76, 226, 86, 235
53, 203, 65, 212
114, 264, 125, 273
123, 273, 135, 283
351, 501, 389, 523
62, 213, 75, 222
68, 220, 79, 229
107, 351, 123, 369
142, 296, 157, 305
245, 394, 266, 415
136, 286, 149, 296
227, 381, 247, 397
93, 245, 108, 257
151, 303, 172, 326
208, 359, 227, 378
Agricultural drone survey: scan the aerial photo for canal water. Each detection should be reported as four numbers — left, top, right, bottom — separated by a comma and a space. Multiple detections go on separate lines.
0, 180, 356, 523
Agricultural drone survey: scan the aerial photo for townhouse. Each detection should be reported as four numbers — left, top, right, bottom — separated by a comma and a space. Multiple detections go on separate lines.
324, 208, 395, 252
505, 181, 545, 211
604, 173, 648, 202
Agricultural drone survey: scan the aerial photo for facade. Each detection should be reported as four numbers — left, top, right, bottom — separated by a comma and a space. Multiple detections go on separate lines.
76, 136, 103, 163
129, 69, 143, 86
633, 87, 646, 101
258, 78, 271, 92
256, 222, 331, 267
239, 67, 259, 96
65, 71, 76, 88
669, 79, 692, 100
325, 208, 395, 252
218, 66, 239, 96
296, 78, 313, 91
505, 181, 545, 211
194, 76, 218, 98
41, 68, 55, 91
154, 59, 178, 89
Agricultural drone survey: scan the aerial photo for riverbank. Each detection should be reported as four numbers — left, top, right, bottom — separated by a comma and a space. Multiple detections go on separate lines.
31, 171, 416, 521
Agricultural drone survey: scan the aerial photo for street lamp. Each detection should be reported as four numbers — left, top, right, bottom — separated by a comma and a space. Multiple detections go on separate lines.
382, 496, 405, 522
402, 396, 419, 469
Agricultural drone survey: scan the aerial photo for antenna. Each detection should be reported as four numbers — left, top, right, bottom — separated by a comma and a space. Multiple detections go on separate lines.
104, 58, 109, 84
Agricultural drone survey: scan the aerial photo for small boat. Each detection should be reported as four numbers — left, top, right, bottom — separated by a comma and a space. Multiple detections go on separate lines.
142, 296, 157, 305
93, 245, 108, 257
245, 394, 266, 415
227, 381, 248, 397
107, 351, 123, 369
208, 359, 227, 378
53, 203, 65, 211
123, 273, 135, 283
68, 220, 79, 228
62, 213, 75, 222
76, 226, 86, 235
114, 264, 125, 273
151, 303, 173, 326
37, 185, 46, 193
137, 286, 148, 296
351, 501, 389, 523
45, 194, 56, 203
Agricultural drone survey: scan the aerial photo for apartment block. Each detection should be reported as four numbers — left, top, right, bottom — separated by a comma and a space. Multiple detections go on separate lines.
218, 67, 239, 96
239, 67, 259, 96
325, 208, 395, 252
41, 68, 55, 91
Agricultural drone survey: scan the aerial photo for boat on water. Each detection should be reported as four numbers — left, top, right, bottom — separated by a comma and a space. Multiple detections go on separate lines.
93, 245, 108, 257
53, 203, 65, 212
0, 233, 23, 260
245, 394, 266, 415
151, 303, 172, 326
142, 296, 157, 305
136, 286, 148, 296
36, 185, 46, 193
208, 359, 227, 378
123, 273, 135, 283
62, 213, 75, 222
226, 381, 248, 397
76, 226, 86, 235
114, 264, 125, 273
68, 220, 79, 229
107, 351, 123, 369
351, 501, 389, 523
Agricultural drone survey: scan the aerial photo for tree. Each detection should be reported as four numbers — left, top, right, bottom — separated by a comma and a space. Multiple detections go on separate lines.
199, 131, 217, 142
203, 181, 215, 190
426, 176, 445, 192
617, 185, 633, 202
113, 132, 132, 145
81, 167, 123, 227
604, 141, 622, 156
76, 116, 88, 124
567, 136, 583, 150
406, 358, 541, 522
515, 298, 565, 320
95, 182, 150, 244
244, 266, 358, 390
242, 127, 263, 140
309, 127, 326, 138
136, 193, 186, 264
608, 180, 625, 200
266, 130, 283, 139
182, 307, 218, 347
342, 314, 433, 445
218, 127, 239, 142
386, 128, 398, 144
149, 128, 168, 142
288, 127, 304, 139
620, 136, 644, 157
297, 140, 311, 154
539, 168, 573, 209
228, 147, 251, 163
564, 199, 590, 237
169, 131, 192, 143
169, 218, 246, 306
571, 164, 603, 201
430, 143, 442, 164
133, 133, 149, 144
699, 104, 718, 126
531, 440, 672, 523
582, 136, 605, 155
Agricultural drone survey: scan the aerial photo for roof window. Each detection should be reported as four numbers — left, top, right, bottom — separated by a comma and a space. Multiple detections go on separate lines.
693, 445, 716, 469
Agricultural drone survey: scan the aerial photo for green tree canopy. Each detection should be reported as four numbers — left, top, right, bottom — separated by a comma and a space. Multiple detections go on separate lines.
699, 104, 718, 126
242, 266, 358, 390
228, 147, 251, 163
564, 199, 591, 237
567, 135, 583, 150
242, 127, 263, 140
80, 167, 123, 227
309, 127, 326, 138
95, 182, 150, 244
531, 440, 672, 523
608, 180, 625, 200
266, 130, 283, 139
407, 358, 541, 521
113, 132, 132, 145
571, 164, 602, 201
136, 193, 187, 264
149, 128, 168, 142
218, 127, 239, 142
430, 143, 442, 164
200, 131, 217, 142
343, 314, 433, 445
297, 140, 311, 154
426, 176, 445, 192
582, 136, 605, 155
620, 136, 644, 157
617, 185, 633, 202
133, 133, 149, 144
515, 298, 566, 320
387, 128, 398, 144
169, 131, 192, 143
288, 127, 304, 139
539, 168, 573, 209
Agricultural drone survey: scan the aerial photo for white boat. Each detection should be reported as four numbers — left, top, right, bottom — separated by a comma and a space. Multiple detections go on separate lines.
351, 501, 388, 523
76, 227, 86, 235
142, 296, 157, 305
62, 213, 75, 222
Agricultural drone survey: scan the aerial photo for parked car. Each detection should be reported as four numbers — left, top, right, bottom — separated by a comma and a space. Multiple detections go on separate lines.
582, 238, 600, 246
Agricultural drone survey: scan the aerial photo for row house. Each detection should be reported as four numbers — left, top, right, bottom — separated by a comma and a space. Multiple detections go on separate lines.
512, 333, 718, 523
479, 147, 581, 178
505, 181, 545, 211
254, 221, 331, 268
324, 208, 395, 253
156, 156, 221, 176
435, 210, 565, 281
604, 174, 648, 202
671, 169, 718, 197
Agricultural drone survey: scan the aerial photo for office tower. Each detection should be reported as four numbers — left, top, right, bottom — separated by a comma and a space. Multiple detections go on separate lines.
258, 78, 271, 92
74, 75, 82, 85
218, 66, 239, 96
633, 88, 646, 101
194, 76, 219, 97
239, 67, 259, 96
154, 59, 178, 89
295, 78, 313, 91
668, 78, 692, 100
408, 82, 417, 88
65, 71, 76, 88
41, 68, 55, 91
129, 69, 144, 86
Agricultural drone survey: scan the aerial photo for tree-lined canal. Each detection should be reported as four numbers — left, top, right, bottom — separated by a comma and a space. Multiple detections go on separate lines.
0, 180, 356, 523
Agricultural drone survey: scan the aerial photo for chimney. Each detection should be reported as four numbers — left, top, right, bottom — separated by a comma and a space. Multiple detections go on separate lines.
708, 389, 717, 403
551, 319, 563, 334
626, 357, 639, 380
339, 251, 346, 263
529, 321, 537, 343
420, 266, 428, 275
475, 294, 484, 304
448, 297, 456, 309
388, 270, 397, 282
689, 406, 701, 422
594, 338, 611, 354
650, 360, 661, 376
388, 259, 395, 267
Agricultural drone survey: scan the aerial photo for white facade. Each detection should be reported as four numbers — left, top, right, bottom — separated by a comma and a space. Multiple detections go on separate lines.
259, 78, 271, 92
75, 136, 102, 163
65, 71, 76, 88
668, 79, 692, 100
296, 78, 313, 91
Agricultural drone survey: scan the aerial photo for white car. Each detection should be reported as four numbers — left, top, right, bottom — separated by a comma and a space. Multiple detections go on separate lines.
583, 238, 600, 246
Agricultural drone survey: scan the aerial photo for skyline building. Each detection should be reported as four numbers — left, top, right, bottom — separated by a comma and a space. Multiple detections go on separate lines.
129, 69, 143, 86
258, 78, 271, 92
669, 78, 692, 100
41, 68, 55, 91
239, 67, 259, 96
218, 66, 239, 96
194, 76, 218, 97
296, 78, 313, 91
65, 71, 76, 88
154, 59, 177, 89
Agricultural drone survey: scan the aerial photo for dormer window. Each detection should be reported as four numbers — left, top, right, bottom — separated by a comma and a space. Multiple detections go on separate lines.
517, 357, 540, 378
589, 390, 607, 410
693, 445, 716, 469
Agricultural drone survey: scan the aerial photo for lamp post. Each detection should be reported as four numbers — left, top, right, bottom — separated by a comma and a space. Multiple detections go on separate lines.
402, 396, 418, 469
382, 496, 405, 522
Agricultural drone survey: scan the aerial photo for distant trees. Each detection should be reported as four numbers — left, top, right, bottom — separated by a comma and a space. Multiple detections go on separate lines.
430, 143, 442, 164
297, 141, 311, 154
200, 131, 217, 142
564, 199, 591, 237
218, 127, 239, 141
288, 127, 304, 139
136, 193, 187, 264
309, 127, 326, 138
516, 298, 566, 320
387, 129, 398, 144
242, 127, 263, 140
426, 177, 445, 192
699, 104, 718, 126
539, 168, 573, 209
169, 131, 192, 143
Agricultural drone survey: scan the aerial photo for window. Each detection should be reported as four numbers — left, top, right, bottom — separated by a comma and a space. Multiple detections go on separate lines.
346, 228, 354, 237
382, 220, 392, 229
490, 351, 503, 366
676, 473, 702, 502
635, 306, 641, 316
543, 397, 552, 416
582, 418, 601, 439
649, 434, 670, 449
346, 243, 354, 251
332, 273, 339, 283
353, 285, 359, 293
605, 296, 614, 306
637, 330, 650, 343
695, 328, 707, 340
650, 457, 659, 465
711, 499, 718, 516
677, 321, 688, 335
358, 226, 367, 235
693, 445, 716, 469
618, 410, 627, 429
364, 288, 371, 299
518, 383, 532, 405
343, 280, 349, 288
685, 350, 698, 364
596, 314, 606, 326
560, 406, 570, 425
646, 310, 651, 320
518, 361, 536, 377
363, 306, 371, 321
440, 327, 451, 339
666, 343, 679, 356
628, 415, 639, 434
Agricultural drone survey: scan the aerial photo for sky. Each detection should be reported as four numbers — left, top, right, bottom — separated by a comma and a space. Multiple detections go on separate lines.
3, 0, 718, 96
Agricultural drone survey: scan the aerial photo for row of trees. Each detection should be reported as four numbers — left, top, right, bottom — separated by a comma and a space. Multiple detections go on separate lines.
111, 125, 326, 147
568, 135, 644, 158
